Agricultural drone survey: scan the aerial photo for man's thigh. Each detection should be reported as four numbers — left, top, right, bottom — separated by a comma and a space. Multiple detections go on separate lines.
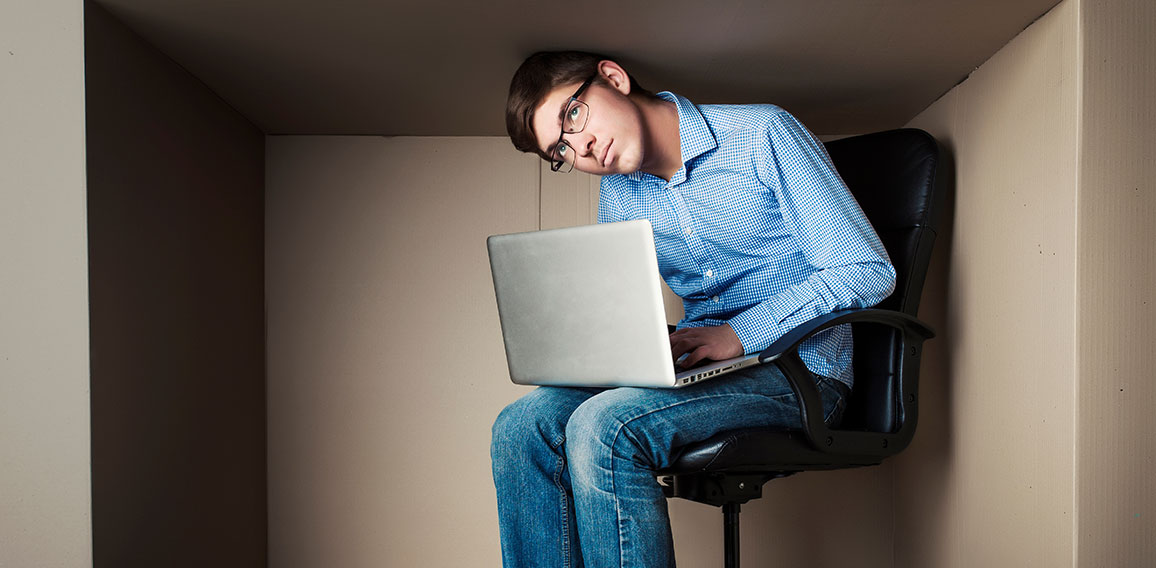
564, 363, 805, 470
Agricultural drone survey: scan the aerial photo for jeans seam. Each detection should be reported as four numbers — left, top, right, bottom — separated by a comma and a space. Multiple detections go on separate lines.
606, 422, 627, 568
549, 432, 573, 568
555, 452, 572, 568
816, 378, 834, 423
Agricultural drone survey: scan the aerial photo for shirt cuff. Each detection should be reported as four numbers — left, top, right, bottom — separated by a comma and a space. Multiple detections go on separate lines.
728, 281, 826, 354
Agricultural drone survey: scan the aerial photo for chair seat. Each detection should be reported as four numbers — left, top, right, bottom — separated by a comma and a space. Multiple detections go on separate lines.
661, 427, 885, 476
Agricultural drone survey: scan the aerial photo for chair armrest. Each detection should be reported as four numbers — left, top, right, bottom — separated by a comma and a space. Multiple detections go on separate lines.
757, 308, 934, 364
755, 308, 936, 457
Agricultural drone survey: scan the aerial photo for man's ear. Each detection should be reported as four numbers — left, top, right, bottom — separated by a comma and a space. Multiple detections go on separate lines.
597, 60, 632, 96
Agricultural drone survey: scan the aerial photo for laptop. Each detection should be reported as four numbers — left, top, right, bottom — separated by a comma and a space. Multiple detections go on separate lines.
487, 219, 762, 388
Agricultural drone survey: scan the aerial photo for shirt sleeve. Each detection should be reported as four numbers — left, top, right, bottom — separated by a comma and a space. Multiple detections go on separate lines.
726, 109, 897, 354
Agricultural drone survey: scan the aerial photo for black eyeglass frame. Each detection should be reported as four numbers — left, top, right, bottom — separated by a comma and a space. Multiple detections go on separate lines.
549, 75, 596, 173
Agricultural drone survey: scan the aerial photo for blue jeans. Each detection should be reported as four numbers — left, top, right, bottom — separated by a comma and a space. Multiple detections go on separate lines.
490, 363, 849, 568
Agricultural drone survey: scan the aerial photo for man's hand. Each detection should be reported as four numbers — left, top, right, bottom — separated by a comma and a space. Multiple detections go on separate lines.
669, 324, 744, 369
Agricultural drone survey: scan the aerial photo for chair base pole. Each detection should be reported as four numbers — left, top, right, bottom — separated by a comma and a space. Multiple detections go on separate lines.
724, 502, 741, 568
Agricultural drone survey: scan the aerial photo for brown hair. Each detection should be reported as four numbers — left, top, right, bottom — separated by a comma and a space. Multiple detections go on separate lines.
505, 51, 649, 161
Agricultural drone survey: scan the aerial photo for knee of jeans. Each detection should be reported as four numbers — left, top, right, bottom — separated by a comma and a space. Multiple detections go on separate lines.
563, 396, 627, 475
491, 390, 567, 459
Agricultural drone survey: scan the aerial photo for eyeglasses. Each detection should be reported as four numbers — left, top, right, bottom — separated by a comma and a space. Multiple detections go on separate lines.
549, 76, 595, 173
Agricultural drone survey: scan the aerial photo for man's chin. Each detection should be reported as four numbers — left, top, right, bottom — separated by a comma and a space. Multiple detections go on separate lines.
577, 154, 640, 176
612, 153, 643, 175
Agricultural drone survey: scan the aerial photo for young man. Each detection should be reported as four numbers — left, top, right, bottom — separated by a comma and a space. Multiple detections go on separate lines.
492, 51, 896, 568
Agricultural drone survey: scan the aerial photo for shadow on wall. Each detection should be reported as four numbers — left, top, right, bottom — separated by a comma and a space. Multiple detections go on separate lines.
892, 136, 958, 565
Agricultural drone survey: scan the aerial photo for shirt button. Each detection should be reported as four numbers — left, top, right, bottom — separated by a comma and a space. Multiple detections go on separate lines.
705, 269, 713, 278
684, 227, 693, 236
712, 295, 720, 303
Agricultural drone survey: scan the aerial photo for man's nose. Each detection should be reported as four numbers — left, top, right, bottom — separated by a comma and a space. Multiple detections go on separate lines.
567, 130, 595, 157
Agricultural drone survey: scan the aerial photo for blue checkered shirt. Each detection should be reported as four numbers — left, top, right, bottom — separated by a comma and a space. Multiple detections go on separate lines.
597, 92, 896, 387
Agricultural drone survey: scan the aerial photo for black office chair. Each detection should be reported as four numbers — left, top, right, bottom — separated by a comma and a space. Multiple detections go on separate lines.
658, 128, 947, 568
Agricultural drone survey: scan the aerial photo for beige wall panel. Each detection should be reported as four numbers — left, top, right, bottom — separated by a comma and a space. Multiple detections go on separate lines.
540, 165, 599, 230
1076, 0, 1156, 565
266, 137, 539, 567
891, 87, 963, 566
0, 1, 92, 566
898, 1, 1079, 566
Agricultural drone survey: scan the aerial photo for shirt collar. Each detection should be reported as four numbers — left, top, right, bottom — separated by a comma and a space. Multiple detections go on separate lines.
623, 92, 716, 185
662, 91, 717, 164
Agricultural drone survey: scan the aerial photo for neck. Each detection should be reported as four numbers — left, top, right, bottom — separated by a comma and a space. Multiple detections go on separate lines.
636, 96, 681, 181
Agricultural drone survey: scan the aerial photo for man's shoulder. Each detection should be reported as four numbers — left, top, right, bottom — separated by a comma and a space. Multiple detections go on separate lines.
698, 102, 793, 133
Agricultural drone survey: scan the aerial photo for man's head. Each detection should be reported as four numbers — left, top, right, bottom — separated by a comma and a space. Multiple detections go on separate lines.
506, 51, 655, 174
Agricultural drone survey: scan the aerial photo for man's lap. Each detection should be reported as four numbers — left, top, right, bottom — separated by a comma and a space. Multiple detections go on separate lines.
496, 363, 845, 467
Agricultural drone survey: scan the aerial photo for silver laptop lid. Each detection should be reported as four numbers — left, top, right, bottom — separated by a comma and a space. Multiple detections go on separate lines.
487, 220, 677, 387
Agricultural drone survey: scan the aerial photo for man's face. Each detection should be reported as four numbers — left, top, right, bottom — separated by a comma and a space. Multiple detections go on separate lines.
531, 77, 646, 176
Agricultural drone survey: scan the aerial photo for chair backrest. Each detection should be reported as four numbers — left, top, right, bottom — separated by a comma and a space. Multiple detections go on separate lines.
823, 129, 945, 432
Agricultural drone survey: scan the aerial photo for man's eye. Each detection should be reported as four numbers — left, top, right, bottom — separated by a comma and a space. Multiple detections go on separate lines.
568, 106, 581, 121
557, 144, 569, 156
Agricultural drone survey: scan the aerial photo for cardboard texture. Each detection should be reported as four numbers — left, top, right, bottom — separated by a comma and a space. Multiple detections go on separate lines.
899, 0, 1156, 565
1076, 0, 1156, 565
900, 2, 1079, 566
539, 164, 599, 231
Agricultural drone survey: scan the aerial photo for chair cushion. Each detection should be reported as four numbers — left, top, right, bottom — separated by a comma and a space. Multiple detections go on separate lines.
661, 427, 884, 475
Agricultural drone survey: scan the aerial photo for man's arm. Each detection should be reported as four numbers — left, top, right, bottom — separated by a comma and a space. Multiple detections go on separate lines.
731, 109, 895, 355
679, 110, 895, 365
